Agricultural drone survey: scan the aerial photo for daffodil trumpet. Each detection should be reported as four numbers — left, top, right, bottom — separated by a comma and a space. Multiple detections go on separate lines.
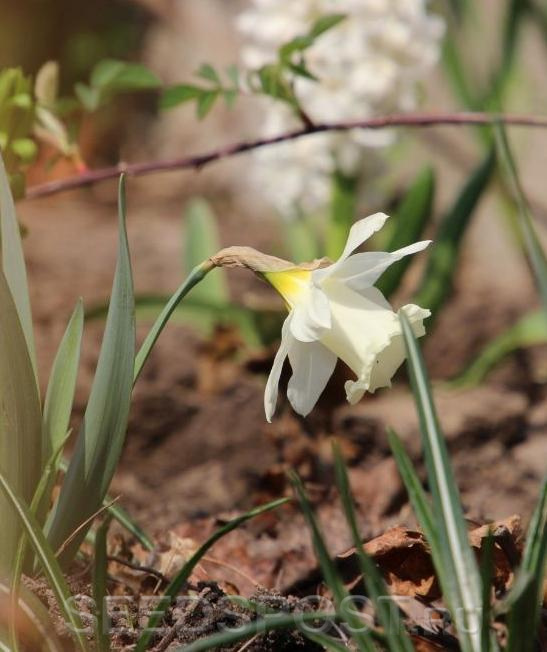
210, 212, 431, 421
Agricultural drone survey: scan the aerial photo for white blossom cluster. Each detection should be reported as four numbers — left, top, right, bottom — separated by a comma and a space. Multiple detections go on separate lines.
236, 0, 444, 216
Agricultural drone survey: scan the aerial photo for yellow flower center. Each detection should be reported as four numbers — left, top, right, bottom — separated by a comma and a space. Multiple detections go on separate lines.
263, 269, 312, 309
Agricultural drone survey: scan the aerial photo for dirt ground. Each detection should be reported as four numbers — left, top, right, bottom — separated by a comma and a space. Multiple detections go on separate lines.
20, 174, 545, 551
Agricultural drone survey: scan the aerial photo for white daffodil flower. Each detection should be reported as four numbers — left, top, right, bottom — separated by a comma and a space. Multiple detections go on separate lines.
261, 212, 431, 421
209, 212, 431, 422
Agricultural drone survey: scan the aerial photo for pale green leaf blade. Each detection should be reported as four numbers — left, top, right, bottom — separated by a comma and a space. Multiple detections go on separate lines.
399, 310, 482, 652
0, 269, 42, 573
495, 123, 547, 312
47, 176, 135, 567
183, 199, 229, 305
43, 299, 84, 459
451, 310, 547, 387
0, 151, 37, 379
93, 517, 111, 652
0, 471, 89, 652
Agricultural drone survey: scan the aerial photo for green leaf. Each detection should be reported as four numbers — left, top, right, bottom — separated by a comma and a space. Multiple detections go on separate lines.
0, 268, 42, 573
506, 479, 547, 652
326, 170, 359, 260
106, 502, 154, 551
47, 176, 135, 568
178, 611, 340, 652
310, 13, 346, 38
256, 65, 297, 106
135, 498, 290, 652
196, 63, 220, 84
225, 64, 240, 88
399, 310, 482, 652
451, 310, 547, 387
43, 300, 84, 461
196, 89, 219, 119
183, 198, 229, 306
11, 138, 37, 163
284, 217, 321, 263
289, 471, 376, 652
0, 471, 89, 652
90, 59, 160, 91
222, 88, 238, 108
414, 149, 495, 322
376, 167, 435, 298
93, 517, 111, 652
332, 441, 414, 652
479, 532, 495, 652
160, 84, 202, 110
74, 83, 101, 112
0, 151, 37, 380
494, 123, 547, 312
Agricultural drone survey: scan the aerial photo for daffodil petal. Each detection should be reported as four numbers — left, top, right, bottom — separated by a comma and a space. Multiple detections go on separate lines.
289, 285, 331, 342
314, 212, 389, 282
264, 315, 292, 422
330, 240, 432, 292
287, 340, 337, 417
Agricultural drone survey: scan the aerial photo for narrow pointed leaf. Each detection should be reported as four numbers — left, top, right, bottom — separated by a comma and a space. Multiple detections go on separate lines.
332, 441, 414, 652
43, 299, 83, 460
507, 479, 547, 652
0, 150, 37, 379
0, 268, 42, 573
47, 176, 135, 567
414, 150, 495, 322
376, 166, 435, 298
451, 310, 547, 387
289, 471, 376, 652
399, 310, 482, 652
183, 199, 229, 305
495, 124, 547, 312
0, 471, 88, 652
93, 517, 111, 652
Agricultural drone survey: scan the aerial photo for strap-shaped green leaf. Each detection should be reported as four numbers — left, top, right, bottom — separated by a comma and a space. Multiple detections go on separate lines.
0, 268, 42, 574
46, 176, 135, 568
0, 152, 37, 380
399, 310, 482, 652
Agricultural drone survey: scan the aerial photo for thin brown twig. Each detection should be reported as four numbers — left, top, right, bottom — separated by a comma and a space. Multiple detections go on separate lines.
54, 496, 121, 558
107, 555, 169, 584
25, 111, 547, 200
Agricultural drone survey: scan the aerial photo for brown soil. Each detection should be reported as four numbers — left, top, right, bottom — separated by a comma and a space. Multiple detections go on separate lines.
17, 183, 547, 649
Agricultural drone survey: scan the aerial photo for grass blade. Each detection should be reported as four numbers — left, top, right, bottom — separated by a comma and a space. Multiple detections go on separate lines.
332, 440, 414, 652
399, 310, 482, 652
93, 517, 111, 652
451, 310, 547, 387
507, 479, 547, 652
178, 611, 340, 652
0, 268, 42, 573
414, 149, 496, 323
135, 497, 290, 652
183, 198, 229, 306
106, 502, 154, 551
479, 532, 495, 652
376, 166, 435, 298
56, 457, 155, 552
494, 123, 547, 311
326, 170, 358, 260
0, 151, 37, 380
0, 471, 88, 652
47, 175, 135, 567
289, 470, 376, 652
43, 299, 83, 461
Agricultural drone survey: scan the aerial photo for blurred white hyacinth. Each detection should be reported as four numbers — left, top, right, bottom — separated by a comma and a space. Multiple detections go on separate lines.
236, 0, 444, 215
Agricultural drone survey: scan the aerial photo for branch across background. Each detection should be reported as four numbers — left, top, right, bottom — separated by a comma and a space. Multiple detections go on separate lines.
25, 111, 547, 200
